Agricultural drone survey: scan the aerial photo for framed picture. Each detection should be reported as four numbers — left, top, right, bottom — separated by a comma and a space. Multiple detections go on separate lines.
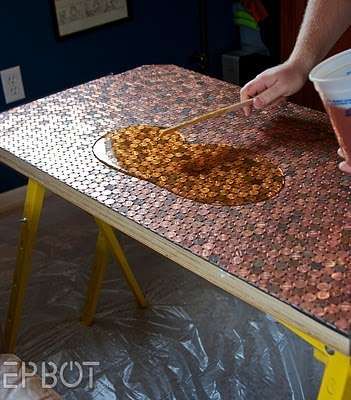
53, 0, 130, 37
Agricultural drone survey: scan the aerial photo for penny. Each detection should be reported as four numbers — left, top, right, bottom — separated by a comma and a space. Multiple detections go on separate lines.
317, 282, 331, 291
313, 255, 324, 263
295, 280, 306, 289
261, 272, 271, 280
240, 268, 250, 277
282, 248, 292, 256
313, 307, 325, 317
254, 228, 265, 235
340, 304, 351, 312
331, 272, 343, 281
317, 291, 330, 300
335, 319, 349, 331
304, 293, 317, 302
297, 265, 309, 273
289, 295, 302, 305
325, 260, 336, 268
233, 256, 243, 265
275, 270, 286, 279
281, 282, 293, 290
331, 288, 342, 297
309, 270, 322, 279
325, 304, 338, 315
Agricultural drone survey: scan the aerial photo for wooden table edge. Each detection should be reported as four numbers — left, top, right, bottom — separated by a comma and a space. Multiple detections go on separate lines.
1, 148, 349, 356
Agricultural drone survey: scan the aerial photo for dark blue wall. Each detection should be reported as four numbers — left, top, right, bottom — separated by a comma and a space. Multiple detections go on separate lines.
0, 0, 237, 192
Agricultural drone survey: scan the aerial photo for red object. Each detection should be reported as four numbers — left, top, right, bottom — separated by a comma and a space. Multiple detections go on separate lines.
326, 105, 351, 168
241, 0, 268, 22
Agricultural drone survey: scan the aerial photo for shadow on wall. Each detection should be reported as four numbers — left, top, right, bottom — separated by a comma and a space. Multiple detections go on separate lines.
0, 0, 237, 192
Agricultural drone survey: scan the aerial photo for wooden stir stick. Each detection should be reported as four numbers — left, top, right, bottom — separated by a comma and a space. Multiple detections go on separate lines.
161, 98, 253, 134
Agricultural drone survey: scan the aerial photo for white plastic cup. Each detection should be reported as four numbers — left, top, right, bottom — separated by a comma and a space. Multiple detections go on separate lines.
309, 49, 351, 174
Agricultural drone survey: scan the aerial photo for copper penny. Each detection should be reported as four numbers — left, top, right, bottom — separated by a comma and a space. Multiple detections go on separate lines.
331, 272, 343, 281
317, 291, 330, 300
304, 293, 317, 303
294, 280, 307, 289
317, 282, 331, 291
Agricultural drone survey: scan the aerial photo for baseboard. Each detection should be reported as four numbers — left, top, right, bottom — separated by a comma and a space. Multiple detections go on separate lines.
0, 185, 53, 215
0, 185, 27, 215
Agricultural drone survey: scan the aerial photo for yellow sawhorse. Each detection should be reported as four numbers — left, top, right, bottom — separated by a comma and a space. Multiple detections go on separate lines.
81, 218, 148, 326
4, 179, 147, 352
3, 180, 350, 399
279, 321, 351, 400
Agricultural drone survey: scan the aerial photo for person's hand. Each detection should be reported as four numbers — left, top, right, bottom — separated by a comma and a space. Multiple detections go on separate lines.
338, 148, 351, 174
240, 60, 309, 116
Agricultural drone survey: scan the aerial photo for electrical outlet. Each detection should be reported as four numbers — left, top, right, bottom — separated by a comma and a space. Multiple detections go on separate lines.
0, 66, 26, 104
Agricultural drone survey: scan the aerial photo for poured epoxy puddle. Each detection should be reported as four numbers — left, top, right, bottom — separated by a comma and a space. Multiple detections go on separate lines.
93, 125, 284, 206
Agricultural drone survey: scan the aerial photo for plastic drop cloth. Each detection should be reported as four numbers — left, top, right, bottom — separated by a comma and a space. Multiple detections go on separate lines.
0, 195, 323, 399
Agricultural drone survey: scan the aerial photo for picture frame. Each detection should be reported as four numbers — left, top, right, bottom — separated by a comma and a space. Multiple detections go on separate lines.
53, 0, 130, 38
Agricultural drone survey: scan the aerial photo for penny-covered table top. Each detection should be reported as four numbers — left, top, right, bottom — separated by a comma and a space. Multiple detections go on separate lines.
0, 65, 350, 336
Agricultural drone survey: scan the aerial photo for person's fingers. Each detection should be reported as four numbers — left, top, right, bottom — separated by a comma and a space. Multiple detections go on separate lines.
240, 78, 269, 116
240, 89, 253, 116
240, 71, 280, 115
337, 147, 345, 158
339, 160, 351, 174
253, 82, 287, 109
240, 82, 256, 116
243, 77, 272, 98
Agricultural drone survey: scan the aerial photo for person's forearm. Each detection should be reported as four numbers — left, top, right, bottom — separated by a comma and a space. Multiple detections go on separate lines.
288, 0, 351, 75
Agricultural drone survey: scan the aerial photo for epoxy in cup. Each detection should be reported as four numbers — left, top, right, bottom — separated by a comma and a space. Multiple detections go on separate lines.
309, 49, 351, 173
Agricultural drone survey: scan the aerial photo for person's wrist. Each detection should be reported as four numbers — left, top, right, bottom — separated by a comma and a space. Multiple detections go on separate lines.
287, 58, 311, 78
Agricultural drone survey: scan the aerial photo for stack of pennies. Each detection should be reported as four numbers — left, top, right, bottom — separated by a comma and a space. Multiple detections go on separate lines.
107, 125, 285, 206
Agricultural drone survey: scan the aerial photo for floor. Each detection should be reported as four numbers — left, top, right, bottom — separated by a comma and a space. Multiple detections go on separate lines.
0, 194, 322, 399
